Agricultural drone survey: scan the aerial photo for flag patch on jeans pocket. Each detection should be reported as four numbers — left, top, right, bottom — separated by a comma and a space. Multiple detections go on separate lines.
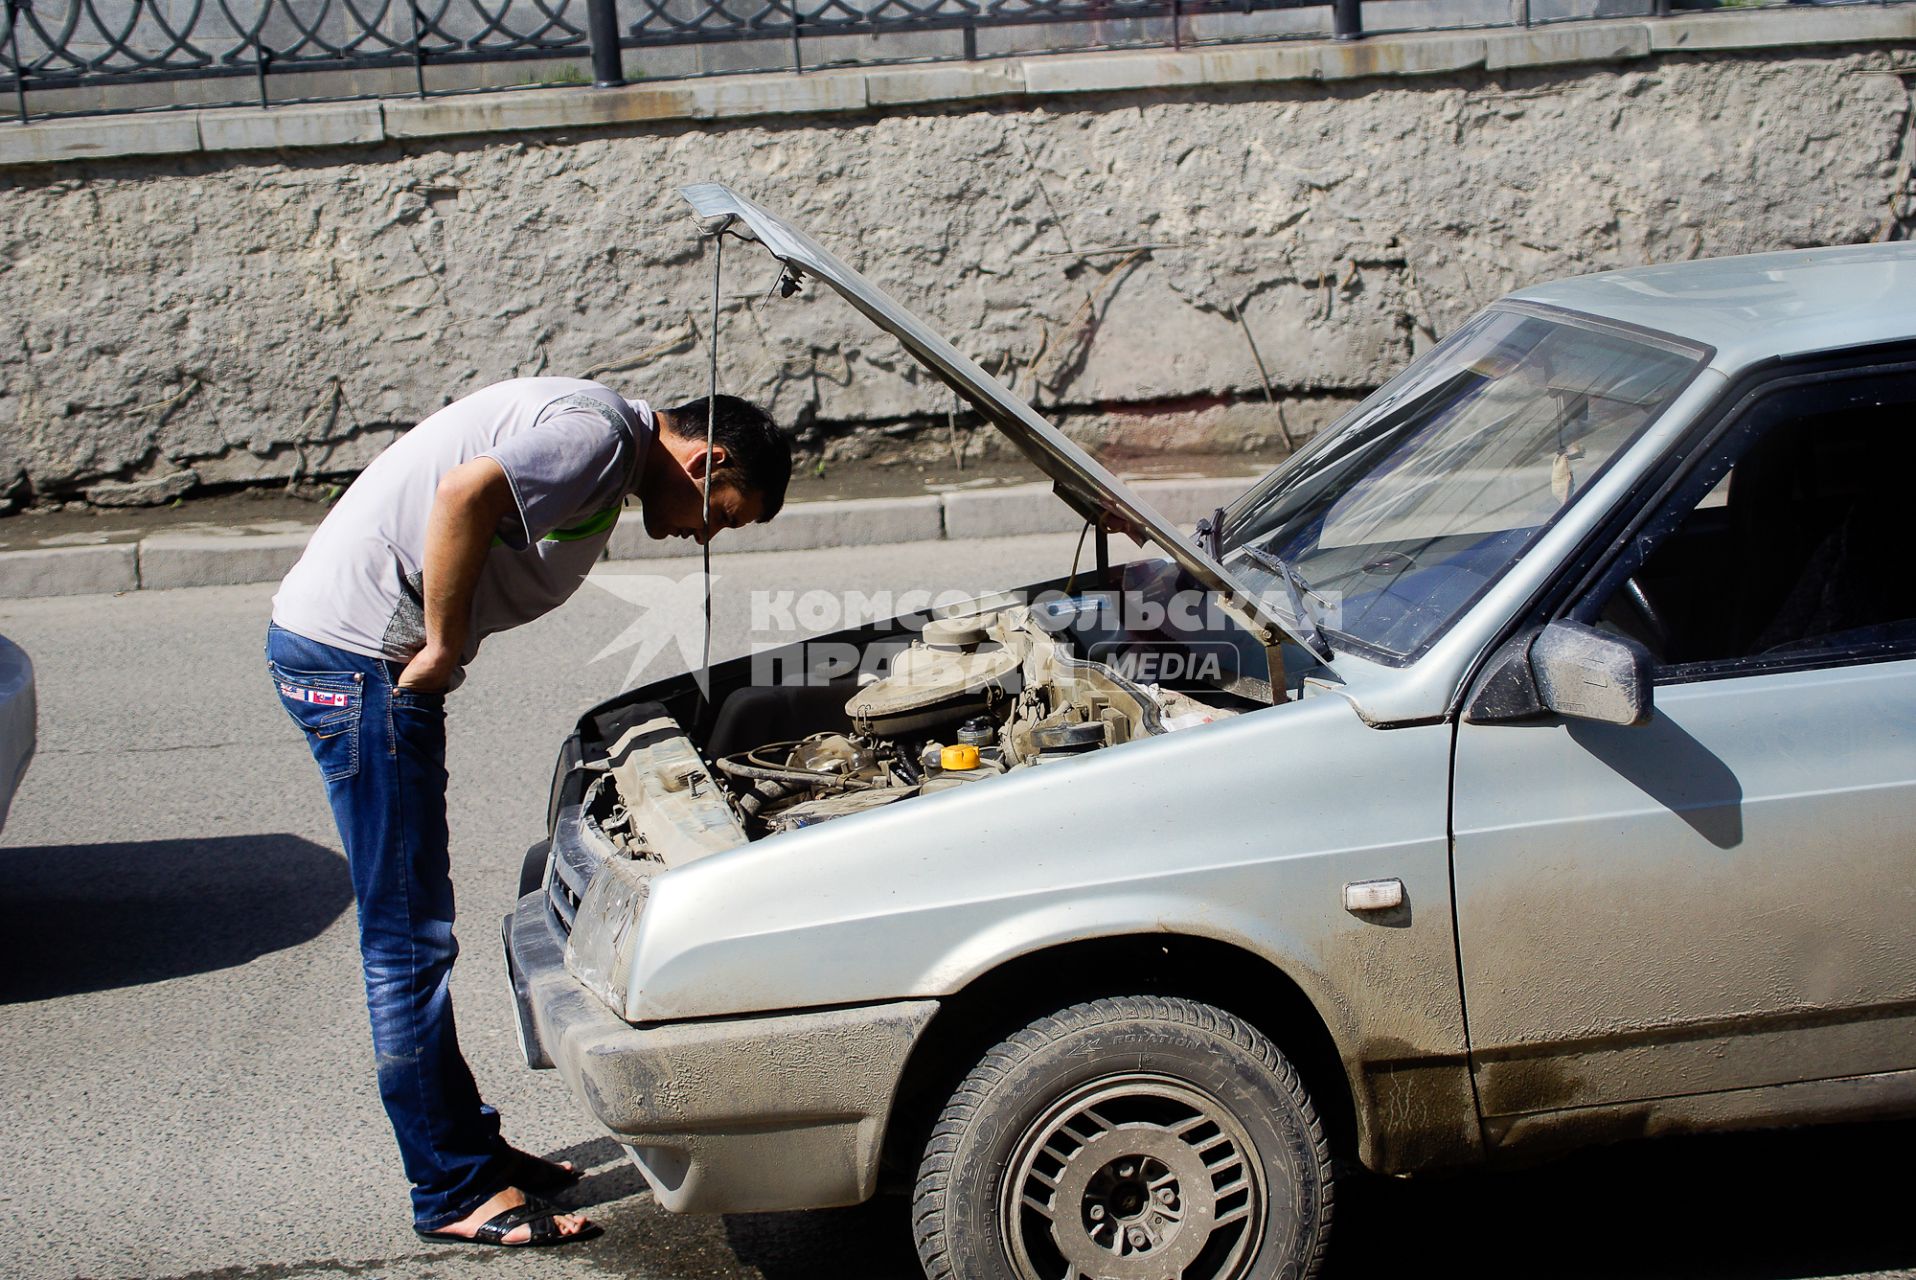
280, 682, 353, 708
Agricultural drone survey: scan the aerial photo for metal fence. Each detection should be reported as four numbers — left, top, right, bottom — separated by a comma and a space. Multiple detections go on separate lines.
1, 1, 595, 102
0, 0, 1887, 122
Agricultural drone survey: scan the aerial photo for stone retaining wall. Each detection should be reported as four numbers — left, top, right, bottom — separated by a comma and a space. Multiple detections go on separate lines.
1, 10, 1912, 509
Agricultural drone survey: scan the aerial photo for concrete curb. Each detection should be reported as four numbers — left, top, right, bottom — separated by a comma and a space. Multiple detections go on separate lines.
942, 485, 1084, 539
604, 493, 946, 560
1133, 477, 1262, 526
0, 478, 1260, 599
3, 9, 1911, 168
0, 544, 140, 598
138, 530, 313, 592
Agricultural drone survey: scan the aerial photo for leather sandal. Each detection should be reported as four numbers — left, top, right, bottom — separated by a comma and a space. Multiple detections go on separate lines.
416, 1198, 602, 1248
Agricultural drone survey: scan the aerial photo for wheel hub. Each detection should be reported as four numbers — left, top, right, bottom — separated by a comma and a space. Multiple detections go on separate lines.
1003, 1074, 1265, 1280
1053, 1127, 1214, 1276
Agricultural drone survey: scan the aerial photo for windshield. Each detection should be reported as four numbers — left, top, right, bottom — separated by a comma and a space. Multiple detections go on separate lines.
1221, 307, 1706, 663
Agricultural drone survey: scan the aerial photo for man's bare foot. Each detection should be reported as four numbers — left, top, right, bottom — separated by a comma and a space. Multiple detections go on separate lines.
436, 1186, 592, 1244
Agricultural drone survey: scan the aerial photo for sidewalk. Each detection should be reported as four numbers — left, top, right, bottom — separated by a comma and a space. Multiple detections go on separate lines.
0, 477, 1259, 599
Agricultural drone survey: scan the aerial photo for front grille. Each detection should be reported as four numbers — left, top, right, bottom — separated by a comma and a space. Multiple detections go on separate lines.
548, 863, 581, 933
547, 799, 606, 936
543, 735, 600, 937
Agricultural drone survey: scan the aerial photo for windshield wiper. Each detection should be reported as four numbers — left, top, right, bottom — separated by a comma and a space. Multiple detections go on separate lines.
1235, 545, 1334, 664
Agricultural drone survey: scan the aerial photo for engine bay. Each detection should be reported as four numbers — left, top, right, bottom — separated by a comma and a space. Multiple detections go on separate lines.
718, 604, 1239, 839
582, 601, 1249, 866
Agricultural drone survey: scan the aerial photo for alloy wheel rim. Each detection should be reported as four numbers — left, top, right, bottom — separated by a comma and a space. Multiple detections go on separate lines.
1001, 1073, 1265, 1280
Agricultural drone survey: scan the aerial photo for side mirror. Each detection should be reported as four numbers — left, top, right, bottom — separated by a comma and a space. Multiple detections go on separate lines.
1466, 620, 1654, 726
1530, 620, 1654, 726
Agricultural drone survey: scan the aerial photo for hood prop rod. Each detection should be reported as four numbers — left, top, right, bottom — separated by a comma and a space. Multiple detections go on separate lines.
697, 213, 736, 717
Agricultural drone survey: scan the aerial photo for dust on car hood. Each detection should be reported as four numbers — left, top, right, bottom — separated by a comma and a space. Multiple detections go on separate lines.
679, 183, 1296, 686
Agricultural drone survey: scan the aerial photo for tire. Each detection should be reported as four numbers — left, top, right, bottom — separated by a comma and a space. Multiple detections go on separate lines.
912, 996, 1333, 1280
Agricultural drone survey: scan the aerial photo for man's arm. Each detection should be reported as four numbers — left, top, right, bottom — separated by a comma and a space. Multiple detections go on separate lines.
397, 456, 516, 691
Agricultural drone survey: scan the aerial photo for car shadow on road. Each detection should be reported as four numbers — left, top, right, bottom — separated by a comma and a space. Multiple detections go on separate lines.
706, 1119, 1915, 1279
0, 834, 351, 1003
538, 1135, 656, 1211
725, 1197, 922, 1278
1332, 1117, 1916, 1278
538, 1137, 926, 1270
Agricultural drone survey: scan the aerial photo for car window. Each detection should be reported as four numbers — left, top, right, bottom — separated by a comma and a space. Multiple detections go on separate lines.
1223, 308, 1704, 664
1577, 365, 1916, 678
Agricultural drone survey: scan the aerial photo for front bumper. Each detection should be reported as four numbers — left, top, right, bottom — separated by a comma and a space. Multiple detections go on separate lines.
502, 888, 938, 1213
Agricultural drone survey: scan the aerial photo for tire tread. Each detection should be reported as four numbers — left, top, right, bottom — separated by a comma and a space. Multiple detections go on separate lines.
911, 994, 1334, 1280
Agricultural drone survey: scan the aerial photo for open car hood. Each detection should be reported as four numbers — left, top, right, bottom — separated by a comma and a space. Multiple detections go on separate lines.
679, 183, 1294, 668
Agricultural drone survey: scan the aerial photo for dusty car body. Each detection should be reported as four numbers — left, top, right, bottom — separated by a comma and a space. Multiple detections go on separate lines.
504, 187, 1916, 1279
0, 633, 35, 833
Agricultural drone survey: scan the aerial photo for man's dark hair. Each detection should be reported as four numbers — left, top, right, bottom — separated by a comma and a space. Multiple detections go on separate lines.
663, 395, 791, 521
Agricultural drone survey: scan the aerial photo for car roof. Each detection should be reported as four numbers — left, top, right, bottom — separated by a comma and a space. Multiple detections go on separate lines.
1506, 242, 1916, 373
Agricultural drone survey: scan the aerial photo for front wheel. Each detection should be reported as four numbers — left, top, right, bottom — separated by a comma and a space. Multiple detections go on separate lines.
912, 996, 1333, 1280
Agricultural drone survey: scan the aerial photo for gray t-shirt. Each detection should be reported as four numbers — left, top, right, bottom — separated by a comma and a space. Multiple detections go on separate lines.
272, 377, 651, 673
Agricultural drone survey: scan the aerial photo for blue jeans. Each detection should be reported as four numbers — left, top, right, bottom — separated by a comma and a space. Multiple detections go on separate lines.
266, 623, 510, 1229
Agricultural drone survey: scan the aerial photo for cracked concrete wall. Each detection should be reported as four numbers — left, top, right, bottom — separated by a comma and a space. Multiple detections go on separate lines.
1, 45, 1911, 505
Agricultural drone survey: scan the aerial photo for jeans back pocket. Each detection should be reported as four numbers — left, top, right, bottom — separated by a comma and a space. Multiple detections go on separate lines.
270, 662, 364, 783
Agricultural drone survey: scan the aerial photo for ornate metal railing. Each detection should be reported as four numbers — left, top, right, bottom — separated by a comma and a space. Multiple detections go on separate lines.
1, 2, 591, 92
616, 0, 1345, 51
0, 0, 1869, 122
0, 0, 1367, 116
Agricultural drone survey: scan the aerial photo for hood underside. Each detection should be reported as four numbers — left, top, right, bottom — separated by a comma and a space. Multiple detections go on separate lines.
678, 183, 1292, 657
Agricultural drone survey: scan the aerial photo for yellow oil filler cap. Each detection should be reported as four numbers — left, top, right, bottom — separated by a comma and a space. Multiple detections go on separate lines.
940, 743, 981, 771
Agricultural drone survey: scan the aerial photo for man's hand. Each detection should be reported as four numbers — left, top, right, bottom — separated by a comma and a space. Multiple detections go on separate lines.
396, 642, 461, 692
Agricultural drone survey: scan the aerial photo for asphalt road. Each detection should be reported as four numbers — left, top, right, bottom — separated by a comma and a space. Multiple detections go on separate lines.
2, 532, 1912, 1280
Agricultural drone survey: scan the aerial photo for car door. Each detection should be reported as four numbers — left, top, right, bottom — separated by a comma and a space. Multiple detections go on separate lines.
1449, 358, 1916, 1141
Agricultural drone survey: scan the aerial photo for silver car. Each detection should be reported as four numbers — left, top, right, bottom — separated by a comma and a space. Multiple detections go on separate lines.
504, 187, 1916, 1280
